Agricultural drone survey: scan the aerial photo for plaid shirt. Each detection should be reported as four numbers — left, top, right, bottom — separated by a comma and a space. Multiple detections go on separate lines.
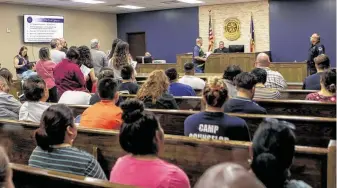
260, 67, 287, 90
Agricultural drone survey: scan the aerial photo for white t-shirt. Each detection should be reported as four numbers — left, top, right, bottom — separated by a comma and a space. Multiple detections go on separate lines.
19, 101, 51, 123
178, 75, 206, 90
58, 91, 92, 105
50, 49, 66, 64
108, 58, 137, 80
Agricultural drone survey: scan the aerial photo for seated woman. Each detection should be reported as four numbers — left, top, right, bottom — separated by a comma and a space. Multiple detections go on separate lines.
306, 70, 336, 102
0, 146, 14, 188
184, 77, 250, 141
29, 104, 106, 180
19, 75, 50, 123
53, 46, 87, 99
109, 99, 190, 188
251, 118, 311, 188
137, 70, 178, 109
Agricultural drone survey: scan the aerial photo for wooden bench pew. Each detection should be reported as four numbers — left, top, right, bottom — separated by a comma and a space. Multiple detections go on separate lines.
119, 95, 336, 118
68, 106, 336, 148
0, 119, 331, 188
11, 163, 134, 188
279, 89, 316, 100
287, 82, 303, 90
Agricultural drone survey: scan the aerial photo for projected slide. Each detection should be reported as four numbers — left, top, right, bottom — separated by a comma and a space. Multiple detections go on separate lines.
24, 15, 64, 43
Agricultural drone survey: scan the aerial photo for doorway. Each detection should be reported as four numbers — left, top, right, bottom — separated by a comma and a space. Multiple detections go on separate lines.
127, 32, 146, 59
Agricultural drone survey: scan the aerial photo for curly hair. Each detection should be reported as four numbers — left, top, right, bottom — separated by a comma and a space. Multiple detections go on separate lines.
77, 45, 93, 68
203, 77, 228, 108
112, 41, 130, 70
137, 70, 169, 104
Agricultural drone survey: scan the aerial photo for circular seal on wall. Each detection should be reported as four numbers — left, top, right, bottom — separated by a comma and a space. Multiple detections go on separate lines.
224, 18, 241, 41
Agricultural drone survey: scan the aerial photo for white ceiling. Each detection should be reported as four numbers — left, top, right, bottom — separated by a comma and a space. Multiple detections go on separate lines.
0, 0, 263, 13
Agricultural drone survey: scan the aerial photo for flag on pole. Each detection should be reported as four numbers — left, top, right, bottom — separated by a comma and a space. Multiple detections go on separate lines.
250, 13, 255, 52
208, 10, 214, 52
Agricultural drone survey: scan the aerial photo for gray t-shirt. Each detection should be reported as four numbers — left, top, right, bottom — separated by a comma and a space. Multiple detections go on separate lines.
50, 49, 66, 64
0, 92, 21, 120
90, 49, 108, 75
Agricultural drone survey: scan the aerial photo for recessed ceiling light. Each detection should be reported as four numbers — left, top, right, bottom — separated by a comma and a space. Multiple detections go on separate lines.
177, 0, 204, 3
72, 0, 105, 4
116, 5, 145, 9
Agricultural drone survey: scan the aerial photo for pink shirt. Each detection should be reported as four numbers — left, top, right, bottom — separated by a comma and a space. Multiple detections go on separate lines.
110, 155, 190, 188
36, 60, 56, 89
305, 92, 336, 102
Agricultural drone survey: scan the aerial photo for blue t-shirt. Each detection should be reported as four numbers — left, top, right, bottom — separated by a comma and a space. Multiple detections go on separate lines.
302, 72, 322, 90
224, 97, 267, 114
168, 82, 196, 96
184, 111, 250, 141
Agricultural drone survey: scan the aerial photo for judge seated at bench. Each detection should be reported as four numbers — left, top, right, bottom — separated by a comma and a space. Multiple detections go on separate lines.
213, 41, 229, 53
303, 54, 330, 90
165, 68, 196, 96
110, 99, 190, 188
251, 68, 281, 100
178, 62, 205, 90
184, 77, 250, 141
255, 53, 287, 90
224, 72, 267, 114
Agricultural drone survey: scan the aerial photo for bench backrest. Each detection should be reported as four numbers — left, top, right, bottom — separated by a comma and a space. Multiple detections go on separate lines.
0, 119, 329, 188
69, 105, 336, 148
11, 163, 134, 188
120, 95, 336, 117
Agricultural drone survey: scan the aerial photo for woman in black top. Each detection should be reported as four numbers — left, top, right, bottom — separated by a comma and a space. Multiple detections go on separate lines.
13, 46, 29, 79
137, 70, 178, 109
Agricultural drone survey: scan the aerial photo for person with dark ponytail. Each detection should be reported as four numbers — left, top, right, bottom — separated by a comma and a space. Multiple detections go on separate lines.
184, 77, 250, 141
109, 99, 190, 188
305, 69, 336, 102
251, 118, 311, 188
29, 104, 106, 180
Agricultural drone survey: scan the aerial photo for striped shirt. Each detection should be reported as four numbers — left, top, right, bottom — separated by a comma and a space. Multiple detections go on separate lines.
260, 67, 287, 90
29, 146, 107, 180
254, 85, 281, 100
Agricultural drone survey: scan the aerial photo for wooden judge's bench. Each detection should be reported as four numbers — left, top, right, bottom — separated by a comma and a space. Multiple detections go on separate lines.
135, 53, 307, 82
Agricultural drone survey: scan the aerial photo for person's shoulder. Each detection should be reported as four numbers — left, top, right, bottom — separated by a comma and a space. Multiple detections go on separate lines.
223, 114, 246, 126
286, 179, 312, 188
185, 111, 204, 122
65, 147, 95, 161
163, 162, 190, 188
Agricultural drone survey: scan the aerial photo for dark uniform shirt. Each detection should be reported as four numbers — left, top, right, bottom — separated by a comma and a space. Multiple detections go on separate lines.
307, 43, 325, 75
213, 47, 229, 53
192, 45, 206, 72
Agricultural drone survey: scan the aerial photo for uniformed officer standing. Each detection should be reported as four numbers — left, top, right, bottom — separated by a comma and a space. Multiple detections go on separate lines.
307, 33, 325, 75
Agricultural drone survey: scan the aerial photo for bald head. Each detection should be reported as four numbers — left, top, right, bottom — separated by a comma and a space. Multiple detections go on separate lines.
194, 163, 265, 188
255, 53, 271, 68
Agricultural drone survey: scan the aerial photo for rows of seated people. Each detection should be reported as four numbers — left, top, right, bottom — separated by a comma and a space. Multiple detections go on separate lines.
0, 37, 335, 188
0, 101, 312, 188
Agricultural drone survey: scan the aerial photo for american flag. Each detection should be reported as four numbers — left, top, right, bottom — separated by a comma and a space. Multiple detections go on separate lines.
208, 10, 214, 52
250, 13, 255, 52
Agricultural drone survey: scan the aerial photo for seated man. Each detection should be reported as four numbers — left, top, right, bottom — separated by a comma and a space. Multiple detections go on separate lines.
255, 53, 287, 89
80, 78, 122, 130
303, 54, 330, 90
224, 72, 267, 114
0, 76, 21, 120
184, 77, 250, 141
178, 62, 205, 90
19, 75, 50, 122
213, 41, 228, 53
118, 65, 139, 94
251, 68, 281, 99
223, 65, 242, 98
22, 62, 37, 80
165, 68, 196, 96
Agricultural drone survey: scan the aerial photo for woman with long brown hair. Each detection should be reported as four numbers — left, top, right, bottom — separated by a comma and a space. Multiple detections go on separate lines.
137, 70, 178, 109
13, 46, 29, 79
